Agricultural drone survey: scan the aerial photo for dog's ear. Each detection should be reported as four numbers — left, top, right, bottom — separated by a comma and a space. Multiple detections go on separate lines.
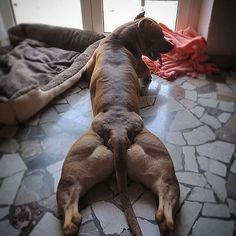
137, 18, 153, 31
134, 11, 145, 20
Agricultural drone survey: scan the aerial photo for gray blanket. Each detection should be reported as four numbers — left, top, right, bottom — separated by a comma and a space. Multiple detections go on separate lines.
0, 23, 105, 100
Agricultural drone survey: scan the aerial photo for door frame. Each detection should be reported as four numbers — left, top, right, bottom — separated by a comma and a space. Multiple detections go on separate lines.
81, 0, 203, 32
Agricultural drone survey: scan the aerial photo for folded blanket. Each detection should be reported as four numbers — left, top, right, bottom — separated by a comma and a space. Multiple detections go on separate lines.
142, 23, 219, 80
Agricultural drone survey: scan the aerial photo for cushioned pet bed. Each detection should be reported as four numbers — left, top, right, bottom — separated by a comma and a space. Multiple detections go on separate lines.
0, 24, 105, 124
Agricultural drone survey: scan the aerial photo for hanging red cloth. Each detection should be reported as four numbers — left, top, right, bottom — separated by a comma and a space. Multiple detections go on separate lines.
142, 23, 219, 80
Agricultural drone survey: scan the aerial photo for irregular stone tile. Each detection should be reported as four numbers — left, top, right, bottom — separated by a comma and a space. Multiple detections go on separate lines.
16, 126, 45, 141
190, 106, 205, 118
46, 161, 63, 192
137, 218, 160, 236
27, 114, 40, 126
176, 172, 207, 187
59, 107, 81, 120
46, 160, 64, 173
51, 171, 61, 193
169, 110, 202, 131
205, 172, 227, 202
0, 138, 19, 153
159, 97, 185, 113
133, 191, 156, 221
198, 98, 218, 108
165, 143, 183, 171
0, 171, 25, 205
54, 104, 70, 113
183, 146, 198, 172
0, 153, 27, 178
78, 80, 89, 89
197, 156, 227, 177
219, 101, 235, 112
20, 140, 42, 159
81, 206, 93, 224
115, 182, 144, 205
216, 83, 235, 97
215, 126, 236, 144
79, 221, 99, 236
181, 82, 196, 90
39, 194, 58, 216
41, 123, 63, 136
63, 85, 81, 96
198, 92, 217, 99
176, 201, 202, 236
84, 183, 113, 206
179, 184, 191, 206
0, 126, 18, 138
185, 90, 197, 101
29, 212, 63, 236
197, 82, 216, 94
66, 91, 91, 110
200, 113, 222, 129
171, 76, 188, 86
183, 125, 216, 145
15, 169, 54, 205
226, 113, 236, 129
165, 132, 186, 145
120, 229, 132, 236
202, 203, 230, 218
0, 219, 19, 236
192, 218, 234, 236
227, 173, 236, 199
41, 133, 76, 157
0, 206, 9, 219
57, 116, 90, 135
92, 201, 128, 234
188, 187, 216, 202
39, 107, 60, 124
179, 98, 197, 109
218, 112, 231, 123
142, 112, 170, 139
51, 96, 68, 104
196, 141, 235, 163
227, 198, 236, 215
139, 96, 156, 109
230, 160, 236, 174
189, 77, 209, 87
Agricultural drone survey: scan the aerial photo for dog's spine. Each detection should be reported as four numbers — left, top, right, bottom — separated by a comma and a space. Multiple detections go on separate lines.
110, 134, 143, 236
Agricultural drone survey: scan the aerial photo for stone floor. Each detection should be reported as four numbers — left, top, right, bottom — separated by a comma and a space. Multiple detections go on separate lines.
0, 71, 236, 236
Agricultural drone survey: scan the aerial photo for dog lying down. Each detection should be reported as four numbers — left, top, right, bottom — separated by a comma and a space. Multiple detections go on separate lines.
57, 12, 180, 236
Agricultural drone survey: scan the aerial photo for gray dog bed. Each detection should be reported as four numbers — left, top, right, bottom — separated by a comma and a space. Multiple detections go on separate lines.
0, 24, 104, 124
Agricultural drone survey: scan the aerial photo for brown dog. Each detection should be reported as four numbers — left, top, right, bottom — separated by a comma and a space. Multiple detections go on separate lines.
57, 12, 180, 236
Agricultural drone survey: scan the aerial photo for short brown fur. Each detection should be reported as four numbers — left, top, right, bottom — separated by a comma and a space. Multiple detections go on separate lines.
57, 13, 179, 236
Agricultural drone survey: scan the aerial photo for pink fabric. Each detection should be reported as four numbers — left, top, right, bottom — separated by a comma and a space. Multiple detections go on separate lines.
142, 23, 219, 80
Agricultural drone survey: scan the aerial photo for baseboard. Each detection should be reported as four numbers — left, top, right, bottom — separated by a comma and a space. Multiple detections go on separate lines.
208, 54, 236, 69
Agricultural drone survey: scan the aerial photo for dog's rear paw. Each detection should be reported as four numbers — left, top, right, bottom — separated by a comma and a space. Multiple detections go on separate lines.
64, 222, 79, 236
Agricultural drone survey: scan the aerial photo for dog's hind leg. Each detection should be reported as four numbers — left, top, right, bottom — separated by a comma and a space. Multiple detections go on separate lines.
57, 130, 113, 236
57, 182, 82, 236
127, 128, 179, 236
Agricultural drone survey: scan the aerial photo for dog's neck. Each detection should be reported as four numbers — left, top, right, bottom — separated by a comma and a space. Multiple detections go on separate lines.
108, 23, 145, 60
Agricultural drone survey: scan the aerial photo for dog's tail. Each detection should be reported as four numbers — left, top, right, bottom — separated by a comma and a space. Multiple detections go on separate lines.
109, 130, 143, 236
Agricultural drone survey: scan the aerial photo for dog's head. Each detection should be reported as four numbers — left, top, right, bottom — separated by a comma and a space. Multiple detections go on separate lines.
135, 12, 174, 63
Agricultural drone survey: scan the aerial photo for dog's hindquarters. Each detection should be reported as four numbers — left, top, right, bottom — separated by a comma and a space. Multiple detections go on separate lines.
127, 128, 180, 236
57, 130, 113, 236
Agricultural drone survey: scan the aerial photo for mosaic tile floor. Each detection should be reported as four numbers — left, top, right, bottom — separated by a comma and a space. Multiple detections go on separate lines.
0, 71, 236, 236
